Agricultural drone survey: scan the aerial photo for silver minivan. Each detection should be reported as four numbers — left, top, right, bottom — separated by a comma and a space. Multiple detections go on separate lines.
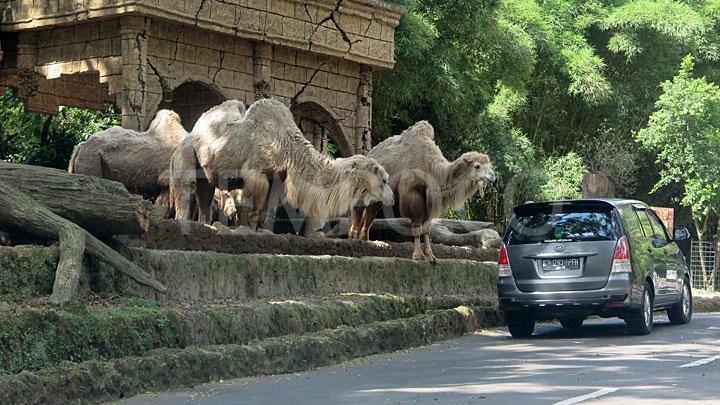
498, 199, 692, 337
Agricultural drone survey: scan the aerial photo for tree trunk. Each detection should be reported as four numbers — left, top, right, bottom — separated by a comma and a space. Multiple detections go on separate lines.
0, 179, 166, 305
0, 162, 158, 235
327, 217, 500, 248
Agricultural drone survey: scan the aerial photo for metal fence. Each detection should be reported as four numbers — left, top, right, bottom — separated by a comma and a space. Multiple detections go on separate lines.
690, 240, 718, 292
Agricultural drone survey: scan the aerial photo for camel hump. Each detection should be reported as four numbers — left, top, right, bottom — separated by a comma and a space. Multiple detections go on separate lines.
400, 121, 434, 141
219, 99, 247, 116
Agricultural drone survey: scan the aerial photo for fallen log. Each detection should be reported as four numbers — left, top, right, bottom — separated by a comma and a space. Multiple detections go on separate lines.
431, 219, 494, 233
0, 179, 166, 306
326, 217, 502, 248
431, 225, 502, 249
0, 162, 155, 235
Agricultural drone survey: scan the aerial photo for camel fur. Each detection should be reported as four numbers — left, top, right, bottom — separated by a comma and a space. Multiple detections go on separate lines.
350, 121, 496, 261
68, 109, 187, 201
173, 98, 394, 236
169, 100, 247, 223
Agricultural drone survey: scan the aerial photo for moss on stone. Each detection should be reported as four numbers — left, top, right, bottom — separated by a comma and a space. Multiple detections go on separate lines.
0, 306, 484, 405
0, 294, 474, 375
0, 246, 57, 300
119, 249, 498, 302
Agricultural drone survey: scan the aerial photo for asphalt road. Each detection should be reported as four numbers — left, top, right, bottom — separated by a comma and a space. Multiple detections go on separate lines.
120, 312, 720, 405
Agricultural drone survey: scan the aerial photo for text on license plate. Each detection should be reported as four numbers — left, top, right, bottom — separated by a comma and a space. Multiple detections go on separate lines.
541, 258, 580, 271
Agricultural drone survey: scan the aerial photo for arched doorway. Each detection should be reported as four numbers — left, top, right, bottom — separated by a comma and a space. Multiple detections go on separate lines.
291, 101, 353, 157
158, 81, 225, 131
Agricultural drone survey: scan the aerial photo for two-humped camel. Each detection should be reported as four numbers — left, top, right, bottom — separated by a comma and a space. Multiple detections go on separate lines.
68, 110, 187, 202
350, 121, 496, 261
171, 98, 394, 236
169, 100, 247, 224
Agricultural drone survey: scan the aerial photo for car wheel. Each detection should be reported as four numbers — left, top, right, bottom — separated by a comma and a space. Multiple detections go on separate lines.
506, 311, 535, 338
560, 317, 584, 329
626, 281, 654, 335
668, 278, 692, 325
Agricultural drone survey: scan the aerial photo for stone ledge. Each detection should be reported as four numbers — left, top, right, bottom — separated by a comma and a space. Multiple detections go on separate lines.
116, 248, 498, 302
1, 294, 494, 375
2, 0, 404, 69
0, 306, 486, 405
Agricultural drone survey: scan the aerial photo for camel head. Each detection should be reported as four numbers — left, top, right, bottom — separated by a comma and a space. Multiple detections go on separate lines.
335, 155, 394, 207
451, 152, 496, 197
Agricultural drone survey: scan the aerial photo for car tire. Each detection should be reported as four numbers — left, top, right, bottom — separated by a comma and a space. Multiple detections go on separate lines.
626, 281, 654, 335
560, 317, 584, 329
668, 278, 692, 325
506, 311, 535, 338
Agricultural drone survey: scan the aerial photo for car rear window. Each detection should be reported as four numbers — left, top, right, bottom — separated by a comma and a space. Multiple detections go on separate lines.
506, 203, 620, 245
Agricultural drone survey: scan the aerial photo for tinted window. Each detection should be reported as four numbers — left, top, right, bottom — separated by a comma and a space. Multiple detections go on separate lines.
506, 204, 620, 245
637, 210, 654, 238
620, 205, 646, 242
646, 210, 670, 240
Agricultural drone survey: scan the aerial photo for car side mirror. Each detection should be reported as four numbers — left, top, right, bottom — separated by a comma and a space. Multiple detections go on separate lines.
673, 227, 690, 241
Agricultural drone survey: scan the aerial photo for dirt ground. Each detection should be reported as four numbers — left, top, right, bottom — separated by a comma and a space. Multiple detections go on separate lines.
124, 220, 497, 261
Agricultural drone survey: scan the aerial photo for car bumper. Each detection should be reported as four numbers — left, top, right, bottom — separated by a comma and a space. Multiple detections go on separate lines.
498, 273, 637, 316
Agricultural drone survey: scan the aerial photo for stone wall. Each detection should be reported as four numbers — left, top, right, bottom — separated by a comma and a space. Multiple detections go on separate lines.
1, 0, 403, 154
143, 18, 368, 153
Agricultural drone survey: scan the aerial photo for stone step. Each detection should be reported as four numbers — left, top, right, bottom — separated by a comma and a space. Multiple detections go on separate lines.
1, 245, 498, 302
130, 220, 497, 261
0, 305, 493, 405
0, 294, 497, 375
116, 248, 498, 302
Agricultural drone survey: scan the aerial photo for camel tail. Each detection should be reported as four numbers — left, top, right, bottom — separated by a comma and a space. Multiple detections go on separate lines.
67, 143, 81, 173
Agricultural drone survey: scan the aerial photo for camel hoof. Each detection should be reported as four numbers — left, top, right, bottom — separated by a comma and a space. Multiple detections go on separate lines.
423, 248, 438, 264
411, 249, 426, 261
305, 231, 326, 238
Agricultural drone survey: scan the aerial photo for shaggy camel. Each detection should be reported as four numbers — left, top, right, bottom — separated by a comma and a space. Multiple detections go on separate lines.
169, 100, 247, 223
350, 121, 496, 262
68, 110, 187, 201
173, 98, 394, 236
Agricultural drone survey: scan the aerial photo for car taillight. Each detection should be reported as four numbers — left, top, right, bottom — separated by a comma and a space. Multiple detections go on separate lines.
611, 235, 632, 273
498, 243, 512, 277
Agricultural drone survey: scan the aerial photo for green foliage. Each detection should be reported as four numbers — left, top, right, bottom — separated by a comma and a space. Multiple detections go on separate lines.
375, 0, 720, 227
0, 89, 118, 169
538, 152, 588, 200
636, 55, 720, 220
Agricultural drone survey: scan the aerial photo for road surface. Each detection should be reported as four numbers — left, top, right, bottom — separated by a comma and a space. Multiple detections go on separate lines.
119, 312, 720, 404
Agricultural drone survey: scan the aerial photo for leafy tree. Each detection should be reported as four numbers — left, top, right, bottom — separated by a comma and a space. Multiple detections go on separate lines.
0, 89, 118, 169
636, 55, 720, 242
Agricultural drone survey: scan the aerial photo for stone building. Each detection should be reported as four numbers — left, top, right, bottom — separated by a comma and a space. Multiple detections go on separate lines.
0, 0, 404, 156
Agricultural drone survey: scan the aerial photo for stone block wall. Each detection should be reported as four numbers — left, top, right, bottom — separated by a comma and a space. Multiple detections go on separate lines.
144, 19, 366, 154
1, 0, 402, 154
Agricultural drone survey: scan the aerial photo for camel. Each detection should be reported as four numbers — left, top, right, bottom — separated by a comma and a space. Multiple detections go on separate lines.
172, 98, 394, 236
169, 100, 247, 223
68, 109, 187, 202
349, 121, 496, 262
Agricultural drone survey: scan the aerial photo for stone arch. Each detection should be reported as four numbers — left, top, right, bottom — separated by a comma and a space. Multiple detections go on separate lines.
290, 99, 353, 158
155, 80, 227, 131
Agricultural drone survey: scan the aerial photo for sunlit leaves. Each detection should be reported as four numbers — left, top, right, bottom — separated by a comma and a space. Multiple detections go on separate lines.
636, 55, 720, 218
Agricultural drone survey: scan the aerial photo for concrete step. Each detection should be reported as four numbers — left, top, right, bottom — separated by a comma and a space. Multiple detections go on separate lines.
0, 245, 498, 303
0, 294, 497, 375
0, 305, 494, 405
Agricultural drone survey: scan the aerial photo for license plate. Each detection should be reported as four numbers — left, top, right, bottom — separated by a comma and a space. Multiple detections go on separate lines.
541, 258, 580, 271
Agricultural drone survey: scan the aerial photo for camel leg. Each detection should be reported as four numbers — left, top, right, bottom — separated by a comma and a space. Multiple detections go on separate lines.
410, 219, 425, 260
359, 201, 382, 241
349, 206, 363, 239
422, 222, 437, 263
195, 178, 215, 225
245, 175, 270, 231
302, 215, 326, 238
172, 180, 195, 221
